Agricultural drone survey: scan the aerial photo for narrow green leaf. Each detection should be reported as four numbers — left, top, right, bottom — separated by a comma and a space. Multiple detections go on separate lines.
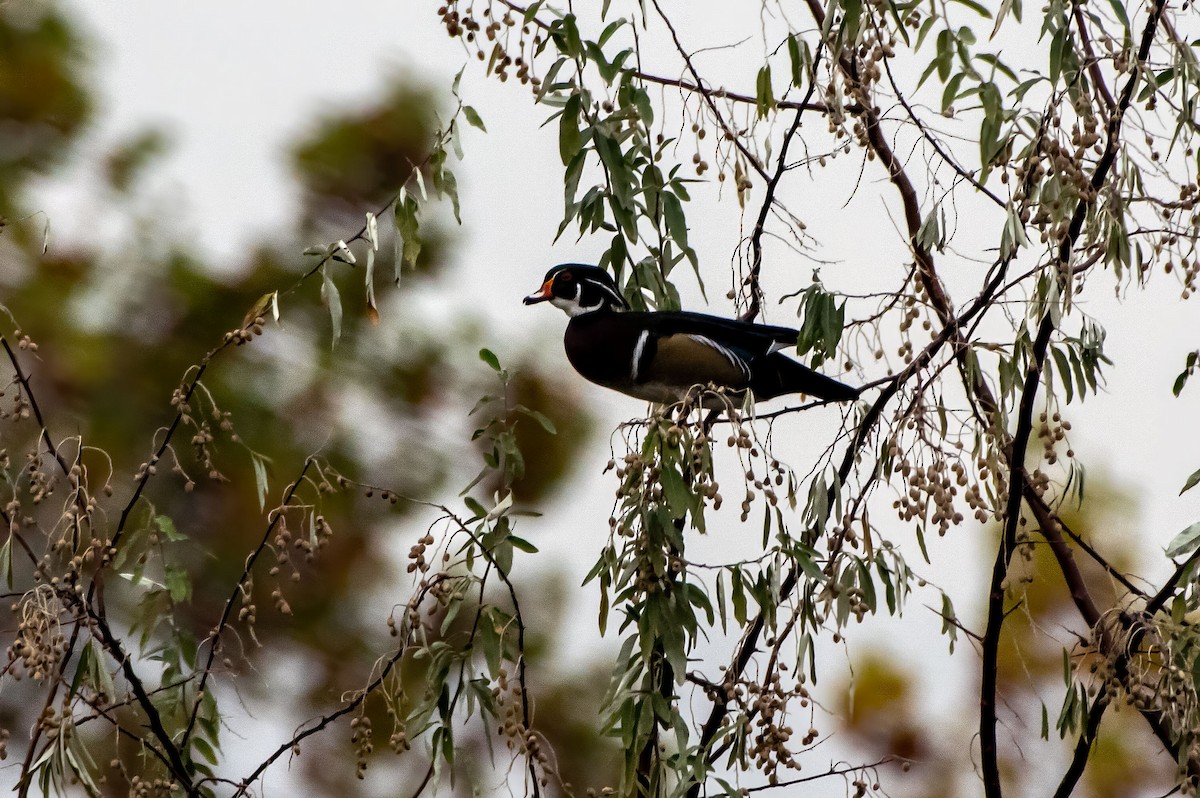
508, 535, 539, 554
949, 0, 991, 17
1051, 346, 1073, 404
320, 268, 343, 349
0, 537, 10, 589
517, 405, 557, 434
662, 192, 689, 251
165, 564, 192, 603
841, 0, 863, 41
559, 94, 583, 166
991, 0, 1015, 38
1166, 521, 1200, 558
730, 567, 747, 625
394, 195, 422, 270
940, 592, 958, 653
1181, 467, 1200, 496
1104, 0, 1130, 33
155, 514, 186, 542
251, 453, 269, 511
942, 72, 966, 114
479, 348, 502, 372
936, 30, 953, 82
715, 571, 727, 633
441, 168, 461, 223
463, 496, 488, 519
787, 35, 805, 87
462, 105, 487, 132
522, 0, 544, 23
915, 56, 941, 92
659, 464, 692, 519
755, 65, 774, 118
976, 53, 1018, 82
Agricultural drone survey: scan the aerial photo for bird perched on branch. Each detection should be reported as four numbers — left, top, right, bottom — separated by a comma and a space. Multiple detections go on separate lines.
524, 264, 859, 406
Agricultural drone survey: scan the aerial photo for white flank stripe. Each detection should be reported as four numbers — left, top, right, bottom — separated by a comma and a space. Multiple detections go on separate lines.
631, 329, 650, 381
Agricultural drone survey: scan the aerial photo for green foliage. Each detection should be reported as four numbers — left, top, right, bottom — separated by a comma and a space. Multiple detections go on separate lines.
0, 9, 597, 794
7, 0, 1200, 793
0, 4, 92, 209
795, 282, 847, 367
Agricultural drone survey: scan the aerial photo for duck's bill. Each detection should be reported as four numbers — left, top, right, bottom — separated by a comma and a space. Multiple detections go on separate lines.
523, 280, 553, 305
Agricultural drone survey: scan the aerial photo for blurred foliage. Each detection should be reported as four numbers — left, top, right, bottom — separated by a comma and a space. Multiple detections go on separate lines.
292, 80, 439, 227
836, 476, 1169, 798
103, 128, 172, 194
838, 653, 924, 762
0, 2, 602, 795
0, 2, 91, 214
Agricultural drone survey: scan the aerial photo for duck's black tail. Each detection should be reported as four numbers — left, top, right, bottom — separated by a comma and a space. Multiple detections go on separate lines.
751, 353, 860, 402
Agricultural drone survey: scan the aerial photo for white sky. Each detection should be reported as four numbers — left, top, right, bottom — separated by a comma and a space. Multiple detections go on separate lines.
32, 0, 1200, 794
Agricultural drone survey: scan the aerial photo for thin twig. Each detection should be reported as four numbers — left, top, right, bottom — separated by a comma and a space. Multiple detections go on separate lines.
633, 69, 829, 114
181, 457, 315, 752
1, 336, 73, 480
981, 3, 1171, 792
648, 0, 770, 181
81, 599, 198, 794
1071, 2, 1118, 114
742, 757, 897, 793
743, 33, 825, 324
876, 41, 1007, 209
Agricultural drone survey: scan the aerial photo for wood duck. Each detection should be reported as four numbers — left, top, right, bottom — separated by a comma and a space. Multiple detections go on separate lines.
524, 264, 860, 406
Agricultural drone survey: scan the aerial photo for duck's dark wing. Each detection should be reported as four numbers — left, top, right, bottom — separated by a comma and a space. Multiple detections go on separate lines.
637, 311, 859, 402
749, 353, 860, 401
646, 311, 800, 356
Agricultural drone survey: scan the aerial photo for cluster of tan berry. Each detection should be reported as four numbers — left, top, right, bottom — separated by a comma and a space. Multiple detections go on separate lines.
124, 774, 180, 798
889, 437, 968, 538
350, 714, 374, 779
7, 587, 66, 683
175, 385, 235, 484
1036, 409, 1074, 466
492, 665, 554, 790
437, 2, 543, 91
747, 664, 816, 783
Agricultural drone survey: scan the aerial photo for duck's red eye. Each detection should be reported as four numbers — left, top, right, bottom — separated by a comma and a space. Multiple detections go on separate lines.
559, 271, 574, 283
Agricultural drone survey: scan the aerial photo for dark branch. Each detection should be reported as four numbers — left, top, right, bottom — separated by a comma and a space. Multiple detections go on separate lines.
648, 0, 770, 181
181, 457, 315, 752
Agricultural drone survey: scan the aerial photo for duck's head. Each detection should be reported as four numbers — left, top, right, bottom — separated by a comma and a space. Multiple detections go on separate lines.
523, 264, 629, 317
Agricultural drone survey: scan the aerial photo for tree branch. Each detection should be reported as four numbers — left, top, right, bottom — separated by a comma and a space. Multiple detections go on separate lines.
742, 41, 827, 324
1053, 694, 1109, 798
82, 600, 198, 795
1, 335, 74, 481
632, 69, 829, 115
181, 457, 315, 752
648, 0, 770, 182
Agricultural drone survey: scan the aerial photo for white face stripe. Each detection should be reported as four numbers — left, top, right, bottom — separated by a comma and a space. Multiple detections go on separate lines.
591, 279, 627, 309
574, 281, 607, 315
685, 334, 752, 380
630, 329, 650, 382
543, 270, 628, 317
